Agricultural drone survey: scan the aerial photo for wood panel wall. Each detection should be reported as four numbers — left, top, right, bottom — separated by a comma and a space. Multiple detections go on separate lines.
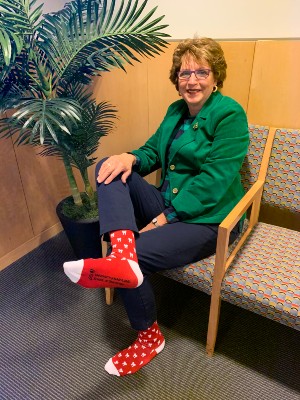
247, 40, 300, 127
1, 39, 299, 269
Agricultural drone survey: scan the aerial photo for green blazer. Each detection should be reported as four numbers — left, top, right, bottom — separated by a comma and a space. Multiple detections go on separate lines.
132, 91, 249, 224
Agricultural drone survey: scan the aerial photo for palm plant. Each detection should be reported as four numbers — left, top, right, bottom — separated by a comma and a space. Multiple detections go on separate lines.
0, 0, 169, 218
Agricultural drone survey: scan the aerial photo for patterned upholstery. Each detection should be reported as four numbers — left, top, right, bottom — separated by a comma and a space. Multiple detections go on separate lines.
161, 219, 249, 294
221, 223, 300, 330
262, 128, 300, 212
161, 125, 300, 331
162, 253, 214, 296
241, 125, 269, 191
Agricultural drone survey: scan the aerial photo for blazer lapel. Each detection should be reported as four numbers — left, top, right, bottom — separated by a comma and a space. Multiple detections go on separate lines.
161, 92, 222, 165
159, 103, 186, 168
168, 124, 197, 161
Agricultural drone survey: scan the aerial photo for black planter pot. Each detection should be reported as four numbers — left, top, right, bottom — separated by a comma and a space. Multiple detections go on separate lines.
56, 198, 102, 259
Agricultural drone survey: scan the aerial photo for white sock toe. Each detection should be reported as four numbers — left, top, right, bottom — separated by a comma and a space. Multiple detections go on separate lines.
63, 260, 84, 283
104, 358, 120, 376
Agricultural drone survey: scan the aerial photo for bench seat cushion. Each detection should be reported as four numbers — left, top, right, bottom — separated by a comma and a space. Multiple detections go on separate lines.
161, 222, 300, 330
221, 222, 300, 329
161, 249, 215, 295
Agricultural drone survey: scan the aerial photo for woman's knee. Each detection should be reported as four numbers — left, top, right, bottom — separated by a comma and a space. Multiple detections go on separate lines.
95, 157, 109, 177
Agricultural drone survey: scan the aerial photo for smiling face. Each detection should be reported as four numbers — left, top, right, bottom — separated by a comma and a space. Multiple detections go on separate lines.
178, 55, 217, 116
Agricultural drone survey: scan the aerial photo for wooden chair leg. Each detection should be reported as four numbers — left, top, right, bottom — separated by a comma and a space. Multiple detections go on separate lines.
206, 225, 229, 356
105, 288, 114, 305
206, 290, 222, 356
101, 240, 115, 305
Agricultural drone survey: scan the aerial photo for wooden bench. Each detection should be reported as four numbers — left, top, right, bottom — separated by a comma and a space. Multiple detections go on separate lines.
161, 125, 300, 355
105, 125, 300, 356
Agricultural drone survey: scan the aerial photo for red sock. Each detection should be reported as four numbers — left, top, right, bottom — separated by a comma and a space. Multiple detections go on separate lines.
104, 321, 165, 376
63, 230, 143, 289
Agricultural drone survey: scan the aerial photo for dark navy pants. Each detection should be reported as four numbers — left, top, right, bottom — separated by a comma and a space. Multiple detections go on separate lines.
96, 159, 240, 331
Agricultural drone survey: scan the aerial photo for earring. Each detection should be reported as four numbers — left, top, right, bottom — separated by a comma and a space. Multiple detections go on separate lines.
212, 85, 218, 93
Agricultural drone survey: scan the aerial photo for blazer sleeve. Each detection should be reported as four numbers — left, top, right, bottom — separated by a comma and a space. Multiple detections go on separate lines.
130, 105, 172, 175
131, 100, 185, 176
131, 130, 161, 176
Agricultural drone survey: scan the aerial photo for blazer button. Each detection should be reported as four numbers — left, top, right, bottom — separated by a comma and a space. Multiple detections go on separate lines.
169, 164, 175, 170
172, 188, 178, 194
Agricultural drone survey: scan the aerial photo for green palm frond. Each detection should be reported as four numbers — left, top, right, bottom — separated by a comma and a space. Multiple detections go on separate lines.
39, 87, 117, 173
0, 0, 43, 36
0, 50, 38, 107
0, 0, 48, 94
0, 27, 23, 67
0, 0, 169, 212
37, 0, 169, 85
70, 100, 117, 162
0, 97, 82, 144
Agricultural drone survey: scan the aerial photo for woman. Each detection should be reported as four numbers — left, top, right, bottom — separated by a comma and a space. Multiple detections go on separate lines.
64, 38, 249, 376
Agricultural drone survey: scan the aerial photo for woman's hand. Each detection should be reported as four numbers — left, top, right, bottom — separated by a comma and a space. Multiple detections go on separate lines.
97, 153, 136, 185
139, 213, 168, 233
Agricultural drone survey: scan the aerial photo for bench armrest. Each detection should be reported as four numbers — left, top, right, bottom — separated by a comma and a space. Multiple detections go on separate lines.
214, 179, 265, 279
220, 179, 264, 231
206, 179, 265, 354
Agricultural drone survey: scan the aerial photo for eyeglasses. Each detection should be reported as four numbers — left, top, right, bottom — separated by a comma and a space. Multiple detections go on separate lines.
177, 69, 211, 80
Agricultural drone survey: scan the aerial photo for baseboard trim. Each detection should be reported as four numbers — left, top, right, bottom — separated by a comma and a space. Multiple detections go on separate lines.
0, 223, 63, 271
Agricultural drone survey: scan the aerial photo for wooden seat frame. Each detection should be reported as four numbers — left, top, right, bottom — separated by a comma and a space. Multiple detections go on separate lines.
206, 127, 276, 355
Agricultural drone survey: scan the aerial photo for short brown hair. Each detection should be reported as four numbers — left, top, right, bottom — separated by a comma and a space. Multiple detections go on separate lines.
169, 38, 227, 90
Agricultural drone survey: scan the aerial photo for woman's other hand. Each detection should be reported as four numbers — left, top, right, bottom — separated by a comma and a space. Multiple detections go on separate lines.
97, 153, 136, 185
139, 213, 168, 233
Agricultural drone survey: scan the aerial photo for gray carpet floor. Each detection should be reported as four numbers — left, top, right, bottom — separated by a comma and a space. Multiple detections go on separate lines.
0, 232, 299, 400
